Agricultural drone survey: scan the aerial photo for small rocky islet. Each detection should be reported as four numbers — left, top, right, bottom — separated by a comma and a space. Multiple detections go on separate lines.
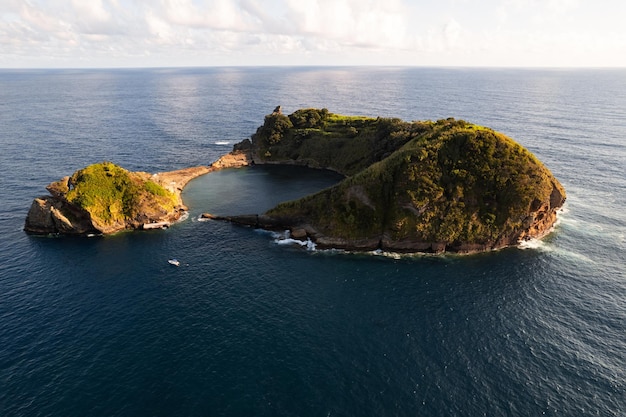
24, 162, 211, 235
25, 108, 565, 254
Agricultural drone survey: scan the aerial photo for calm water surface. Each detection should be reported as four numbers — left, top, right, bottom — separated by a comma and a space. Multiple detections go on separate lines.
0, 67, 625, 416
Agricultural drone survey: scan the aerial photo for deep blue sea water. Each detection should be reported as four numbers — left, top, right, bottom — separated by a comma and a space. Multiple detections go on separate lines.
0, 67, 625, 417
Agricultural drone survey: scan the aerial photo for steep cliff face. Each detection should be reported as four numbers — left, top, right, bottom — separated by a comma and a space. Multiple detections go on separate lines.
24, 196, 98, 235
214, 109, 566, 254
24, 162, 209, 235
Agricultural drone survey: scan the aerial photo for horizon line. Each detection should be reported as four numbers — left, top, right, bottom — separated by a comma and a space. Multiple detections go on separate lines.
1, 64, 625, 71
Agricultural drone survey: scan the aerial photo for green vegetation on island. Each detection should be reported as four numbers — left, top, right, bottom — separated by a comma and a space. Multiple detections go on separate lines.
242, 108, 424, 175
62, 162, 177, 230
227, 108, 566, 253
25, 162, 201, 235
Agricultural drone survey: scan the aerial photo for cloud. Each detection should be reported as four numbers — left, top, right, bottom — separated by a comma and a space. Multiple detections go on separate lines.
1, 0, 625, 67
140, 0, 414, 58
442, 18, 462, 49
71, 0, 112, 25
160, 0, 256, 31
19, 2, 68, 34
282, 0, 408, 49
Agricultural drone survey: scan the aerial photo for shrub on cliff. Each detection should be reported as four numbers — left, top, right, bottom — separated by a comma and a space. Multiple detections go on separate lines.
288, 108, 329, 128
66, 162, 177, 228
254, 113, 294, 149
250, 109, 428, 175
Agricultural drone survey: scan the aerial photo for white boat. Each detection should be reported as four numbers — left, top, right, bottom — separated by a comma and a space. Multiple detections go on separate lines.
168, 259, 180, 266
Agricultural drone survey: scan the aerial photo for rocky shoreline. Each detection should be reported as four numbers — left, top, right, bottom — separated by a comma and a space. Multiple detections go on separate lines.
202, 197, 564, 255
200, 153, 565, 255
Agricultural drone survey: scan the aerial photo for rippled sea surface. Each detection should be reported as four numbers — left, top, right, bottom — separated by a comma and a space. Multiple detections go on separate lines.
1, 67, 625, 416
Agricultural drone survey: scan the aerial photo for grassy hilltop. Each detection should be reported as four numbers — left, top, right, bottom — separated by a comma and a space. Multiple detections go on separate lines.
64, 162, 178, 231
241, 108, 422, 175
26, 162, 211, 235
230, 108, 565, 252
32, 162, 180, 234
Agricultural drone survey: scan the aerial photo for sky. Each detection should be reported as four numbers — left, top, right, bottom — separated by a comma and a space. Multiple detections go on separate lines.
1, 0, 625, 68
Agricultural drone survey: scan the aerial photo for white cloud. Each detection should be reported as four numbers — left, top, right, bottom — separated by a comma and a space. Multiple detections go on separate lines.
19, 2, 68, 34
283, 0, 408, 49
145, 10, 176, 44
442, 18, 462, 49
0, 0, 625, 67
71, 0, 111, 24
161, 0, 255, 31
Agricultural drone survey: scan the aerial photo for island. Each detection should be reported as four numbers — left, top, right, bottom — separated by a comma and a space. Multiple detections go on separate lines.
206, 108, 566, 254
25, 108, 566, 254
24, 162, 210, 235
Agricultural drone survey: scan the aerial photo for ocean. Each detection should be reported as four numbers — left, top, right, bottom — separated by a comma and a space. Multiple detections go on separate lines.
0, 67, 624, 416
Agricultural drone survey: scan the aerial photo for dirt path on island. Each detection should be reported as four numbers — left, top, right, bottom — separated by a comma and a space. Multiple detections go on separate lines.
148, 166, 212, 206
147, 151, 253, 207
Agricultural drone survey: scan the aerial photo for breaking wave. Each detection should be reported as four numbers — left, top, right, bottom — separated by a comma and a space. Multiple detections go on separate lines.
271, 230, 317, 251
518, 238, 550, 251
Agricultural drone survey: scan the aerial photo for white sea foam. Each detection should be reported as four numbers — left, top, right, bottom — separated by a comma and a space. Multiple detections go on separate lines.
518, 238, 550, 251
368, 249, 402, 259
271, 230, 317, 251
553, 247, 596, 264
268, 229, 289, 239
553, 206, 568, 227
518, 235, 595, 263
558, 216, 579, 227
276, 237, 317, 251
